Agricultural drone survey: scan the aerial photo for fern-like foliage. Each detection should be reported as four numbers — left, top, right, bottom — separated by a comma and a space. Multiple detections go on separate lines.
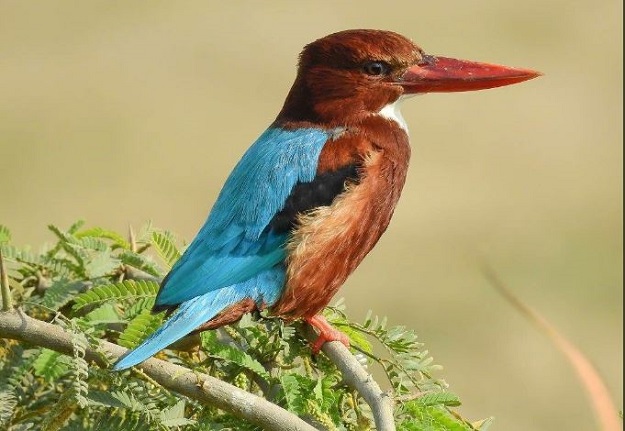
73, 280, 159, 312
118, 310, 164, 349
0, 225, 11, 244
0, 222, 493, 430
151, 230, 182, 269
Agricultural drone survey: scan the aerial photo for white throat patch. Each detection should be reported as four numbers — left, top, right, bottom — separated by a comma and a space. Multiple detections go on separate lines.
378, 97, 409, 134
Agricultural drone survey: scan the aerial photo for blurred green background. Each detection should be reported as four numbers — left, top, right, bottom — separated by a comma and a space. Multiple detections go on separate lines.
0, 1, 622, 430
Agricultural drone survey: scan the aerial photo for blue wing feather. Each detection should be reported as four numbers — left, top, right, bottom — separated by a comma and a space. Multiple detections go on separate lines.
114, 127, 332, 369
114, 266, 285, 370
155, 127, 331, 307
203, 127, 332, 239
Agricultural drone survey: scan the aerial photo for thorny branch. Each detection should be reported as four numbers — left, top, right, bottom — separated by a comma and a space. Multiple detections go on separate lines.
127, 269, 398, 430
0, 309, 318, 431
303, 325, 396, 431
0, 248, 395, 431
0, 249, 13, 311
0, 268, 397, 430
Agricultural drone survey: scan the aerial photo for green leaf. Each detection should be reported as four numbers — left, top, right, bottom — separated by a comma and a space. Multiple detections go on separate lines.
107, 382, 162, 423
90, 414, 152, 431
1, 243, 42, 266
0, 225, 10, 244
2, 347, 39, 390
86, 390, 128, 409
159, 400, 196, 427
313, 377, 324, 403
75, 227, 131, 250
85, 253, 121, 278
77, 236, 109, 252
417, 391, 462, 407
118, 251, 161, 276
48, 224, 84, 260
151, 231, 181, 269
118, 310, 164, 349
0, 388, 17, 425
135, 221, 154, 244
334, 322, 373, 354
401, 403, 475, 431
73, 280, 159, 311
67, 220, 86, 234
124, 297, 156, 319
40, 280, 85, 309
280, 374, 306, 413
200, 331, 269, 379
32, 349, 70, 382
84, 303, 124, 324
110, 391, 156, 418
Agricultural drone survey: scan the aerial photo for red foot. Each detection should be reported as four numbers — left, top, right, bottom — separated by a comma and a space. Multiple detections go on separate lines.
305, 315, 350, 354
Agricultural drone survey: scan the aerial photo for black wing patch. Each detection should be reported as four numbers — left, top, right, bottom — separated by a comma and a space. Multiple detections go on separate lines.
269, 164, 360, 234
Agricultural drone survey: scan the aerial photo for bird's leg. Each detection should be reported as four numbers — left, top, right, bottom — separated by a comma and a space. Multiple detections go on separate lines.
305, 314, 350, 354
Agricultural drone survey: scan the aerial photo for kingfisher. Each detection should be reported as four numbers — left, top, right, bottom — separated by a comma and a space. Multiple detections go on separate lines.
114, 29, 539, 370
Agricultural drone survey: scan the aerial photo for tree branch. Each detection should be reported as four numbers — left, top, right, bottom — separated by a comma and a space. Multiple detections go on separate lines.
302, 325, 396, 431
123, 270, 397, 429
3, 263, 397, 429
0, 249, 13, 311
0, 309, 318, 431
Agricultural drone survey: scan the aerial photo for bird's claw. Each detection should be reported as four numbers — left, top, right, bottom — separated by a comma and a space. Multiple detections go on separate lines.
306, 314, 350, 354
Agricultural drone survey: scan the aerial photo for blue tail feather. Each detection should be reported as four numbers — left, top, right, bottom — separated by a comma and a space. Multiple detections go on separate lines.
113, 267, 284, 370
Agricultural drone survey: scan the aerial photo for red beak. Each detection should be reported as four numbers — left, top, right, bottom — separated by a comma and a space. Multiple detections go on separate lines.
399, 55, 541, 94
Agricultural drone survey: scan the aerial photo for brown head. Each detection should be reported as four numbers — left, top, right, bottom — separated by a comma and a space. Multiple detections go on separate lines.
276, 29, 540, 128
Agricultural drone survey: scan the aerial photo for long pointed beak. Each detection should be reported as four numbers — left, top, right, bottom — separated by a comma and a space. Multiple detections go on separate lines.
399, 55, 541, 94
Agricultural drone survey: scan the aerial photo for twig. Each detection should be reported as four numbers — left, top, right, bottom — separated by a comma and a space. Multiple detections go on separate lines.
122, 271, 396, 429
128, 224, 137, 253
4, 264, 397, 429
0, 309, 317, 431
303, 324, 396, 431
0, 249, 13, 311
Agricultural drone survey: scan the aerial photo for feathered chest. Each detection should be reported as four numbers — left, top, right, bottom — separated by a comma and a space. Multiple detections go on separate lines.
272, 119, 411, 318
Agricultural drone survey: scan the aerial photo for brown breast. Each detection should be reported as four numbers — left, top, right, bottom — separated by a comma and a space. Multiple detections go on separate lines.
272, 116, 411, 319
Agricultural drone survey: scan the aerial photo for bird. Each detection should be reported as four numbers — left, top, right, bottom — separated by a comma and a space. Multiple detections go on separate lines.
114, 29, 539, 370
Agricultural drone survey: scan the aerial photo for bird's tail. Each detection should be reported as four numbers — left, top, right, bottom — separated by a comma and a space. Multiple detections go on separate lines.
113, 287, 249, 370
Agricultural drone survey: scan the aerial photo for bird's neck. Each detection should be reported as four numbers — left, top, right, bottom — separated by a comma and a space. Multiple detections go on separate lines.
275, 75, 404, 131
276, 100, 410, 139
377, 96, 411, 135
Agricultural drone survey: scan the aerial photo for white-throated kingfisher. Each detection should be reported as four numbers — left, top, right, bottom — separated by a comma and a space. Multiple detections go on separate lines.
115, 29, 539, 370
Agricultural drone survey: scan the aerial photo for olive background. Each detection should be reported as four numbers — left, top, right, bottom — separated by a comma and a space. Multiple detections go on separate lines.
0, 2, 622, 430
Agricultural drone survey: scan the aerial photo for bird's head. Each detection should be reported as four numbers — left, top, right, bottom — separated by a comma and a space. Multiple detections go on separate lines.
276, 29, 540, 128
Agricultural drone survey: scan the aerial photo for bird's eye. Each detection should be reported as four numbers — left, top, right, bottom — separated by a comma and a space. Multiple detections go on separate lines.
362, 61, 391, 76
